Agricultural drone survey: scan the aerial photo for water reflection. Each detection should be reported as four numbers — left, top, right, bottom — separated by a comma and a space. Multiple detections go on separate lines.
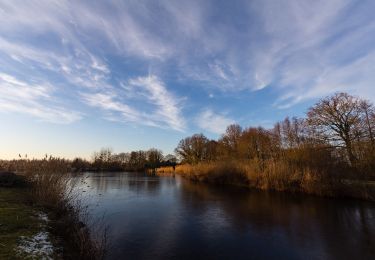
75, 172, 375, 260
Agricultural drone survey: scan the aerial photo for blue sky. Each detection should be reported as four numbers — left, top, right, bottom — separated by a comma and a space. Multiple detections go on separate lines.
1, 0, 375, 159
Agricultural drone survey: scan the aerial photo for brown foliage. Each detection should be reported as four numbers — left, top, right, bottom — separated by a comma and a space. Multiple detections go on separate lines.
174, 92, 375, 199
1, 158, 107, 259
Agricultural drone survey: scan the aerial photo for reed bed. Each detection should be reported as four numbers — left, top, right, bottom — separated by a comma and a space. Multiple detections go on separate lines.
1, 158, 107, 259
148, 166, 176, 176
174, 159, 375, 200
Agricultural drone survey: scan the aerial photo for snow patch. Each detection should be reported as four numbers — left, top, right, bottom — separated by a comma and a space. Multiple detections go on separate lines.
15, 211, 55, 259
16, 231, 54, 259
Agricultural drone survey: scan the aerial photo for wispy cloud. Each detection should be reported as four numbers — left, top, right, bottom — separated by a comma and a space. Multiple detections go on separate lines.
0, 73, 81, 123
0, 0, 374, 130
248, 0, 375, 106
0, 1, 190, 129
0, 36, 110, 90
128, 75, 185, 131
82, 75, 185, 131
196, 109, 234, 135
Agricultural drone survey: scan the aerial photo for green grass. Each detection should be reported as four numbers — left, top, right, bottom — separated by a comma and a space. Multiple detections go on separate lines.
0, 187, 42, 259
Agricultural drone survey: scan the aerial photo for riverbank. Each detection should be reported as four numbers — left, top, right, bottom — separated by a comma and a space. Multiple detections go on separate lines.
156, 163, 375, 201
0, 170, 106, 259
0, 185, 58, 259
67, 171, 375, 259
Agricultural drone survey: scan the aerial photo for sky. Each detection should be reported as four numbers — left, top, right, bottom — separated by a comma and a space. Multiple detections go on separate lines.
1, 0, 375, 159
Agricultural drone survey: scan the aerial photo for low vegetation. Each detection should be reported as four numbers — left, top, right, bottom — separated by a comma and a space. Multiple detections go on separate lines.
0, 186, 50, 259
0, 159, 107, 259
173, 93, 375, 200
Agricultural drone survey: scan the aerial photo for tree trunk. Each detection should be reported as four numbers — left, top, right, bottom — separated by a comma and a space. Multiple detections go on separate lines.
364, 109, 374, 149
345, 138, 356, 165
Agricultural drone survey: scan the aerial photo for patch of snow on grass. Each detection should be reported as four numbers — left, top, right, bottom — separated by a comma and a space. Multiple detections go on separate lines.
16, 211, 54, 259
16, 231, 54, 259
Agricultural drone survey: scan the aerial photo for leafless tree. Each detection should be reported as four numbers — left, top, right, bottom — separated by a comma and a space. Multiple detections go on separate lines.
219, 124, 242, 158
307, 92, 365, 164
175, 134, 209, 164
147, 148, 163, 169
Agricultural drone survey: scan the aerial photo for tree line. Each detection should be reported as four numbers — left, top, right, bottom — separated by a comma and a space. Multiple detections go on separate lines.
1, 92, 373, 181
175, 92, 375, 179
0, 149, 177, 173
72, 148, 177, 172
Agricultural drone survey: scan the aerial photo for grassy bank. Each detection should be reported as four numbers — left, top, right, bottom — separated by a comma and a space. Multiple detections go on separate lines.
0, 161, 106, 259
29, 172, 106, 259
157, 162, 375, 200
0, 186, 57, 259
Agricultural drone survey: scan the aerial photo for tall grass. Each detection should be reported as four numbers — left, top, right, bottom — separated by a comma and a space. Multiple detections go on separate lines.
174, 159, 375, 200
148, 166, 176, 176
2, 158, 107, 259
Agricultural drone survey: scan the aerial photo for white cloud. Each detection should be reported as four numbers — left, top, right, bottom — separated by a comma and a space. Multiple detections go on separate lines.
82, 92, 140, 123
0, 1, 190, 130
128, 75, 185, 131
0, 73, 81, 123
0, 37, 110, 90
82, 75, 185, 131
196, 109, 234, 135
0, 0, 374, 129
249, 0, 375, 105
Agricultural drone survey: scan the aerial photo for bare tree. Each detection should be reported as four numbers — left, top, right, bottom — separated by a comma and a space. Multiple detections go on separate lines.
360, 100, 375, 148
175, 134, 209, 164
147, 148, 163, 169
219, 124, 242, 158
307, 92, 365, 164
238, 127, 273, 161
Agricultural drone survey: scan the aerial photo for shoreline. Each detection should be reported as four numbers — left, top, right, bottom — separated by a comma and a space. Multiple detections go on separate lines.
0, 171, 106, 259
155, 164, 375, 201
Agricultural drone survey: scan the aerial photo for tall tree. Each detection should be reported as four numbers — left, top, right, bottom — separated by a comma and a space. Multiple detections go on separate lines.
307, 92, 365, 164
360, 100, 375, 148
175, 134, 209, 164
147, 148, 163, 169
219, 124, 242, 158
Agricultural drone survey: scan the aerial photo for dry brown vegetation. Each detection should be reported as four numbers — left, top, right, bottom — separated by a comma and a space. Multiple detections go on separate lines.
174, 160, 375, 200
0, 157, 107, 259
174, 92, 375, 200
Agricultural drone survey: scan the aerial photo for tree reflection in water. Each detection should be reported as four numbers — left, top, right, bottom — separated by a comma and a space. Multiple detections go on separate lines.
74, 172, 375, 260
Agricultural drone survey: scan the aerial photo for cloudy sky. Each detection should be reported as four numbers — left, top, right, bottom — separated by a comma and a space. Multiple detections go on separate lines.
1, 0, 375, 159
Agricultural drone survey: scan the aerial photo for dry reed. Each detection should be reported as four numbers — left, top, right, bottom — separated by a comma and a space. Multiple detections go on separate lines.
174, 159, 375, 200
3, 158, 107, 259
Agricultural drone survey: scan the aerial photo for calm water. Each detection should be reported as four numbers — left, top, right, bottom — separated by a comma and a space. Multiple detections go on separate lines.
75, 172, 375, 260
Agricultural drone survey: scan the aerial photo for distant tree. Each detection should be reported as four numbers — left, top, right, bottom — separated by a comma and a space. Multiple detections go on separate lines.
278, 117, 309, 149
129, 150, 147, 170
147, 148, 163, 169
237, 127, 273, 161
164, 154, 177, 164
175, 134, 209, 164
205, 140, 219, 162
114, 152, 130, 165
71, 157, 89, 172
219, 124, 242, 158
92, 147, 115, 170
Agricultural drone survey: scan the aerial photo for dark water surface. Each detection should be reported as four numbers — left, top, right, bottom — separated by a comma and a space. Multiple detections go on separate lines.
75, 172, 375, 260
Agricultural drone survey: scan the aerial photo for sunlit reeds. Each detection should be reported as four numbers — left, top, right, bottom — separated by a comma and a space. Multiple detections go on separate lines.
174, 158, 374, 200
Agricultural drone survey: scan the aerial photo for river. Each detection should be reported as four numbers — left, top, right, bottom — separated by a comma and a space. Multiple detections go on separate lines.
74, 172, 375, 259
